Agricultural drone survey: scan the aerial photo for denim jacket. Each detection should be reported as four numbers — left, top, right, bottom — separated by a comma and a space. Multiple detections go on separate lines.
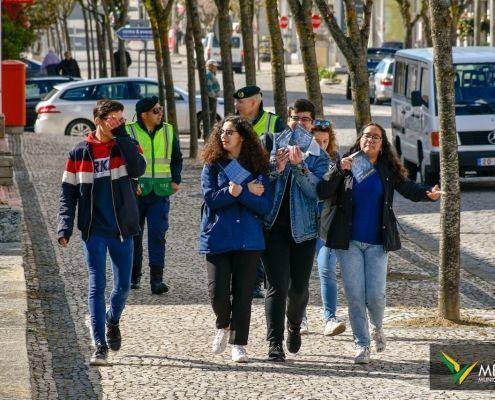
264, 134, 329, 243
199, 162, 274, 254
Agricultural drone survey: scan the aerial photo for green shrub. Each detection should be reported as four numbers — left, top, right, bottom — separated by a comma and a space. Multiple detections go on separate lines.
318, 67, 337, 81
1, 15, 36, 60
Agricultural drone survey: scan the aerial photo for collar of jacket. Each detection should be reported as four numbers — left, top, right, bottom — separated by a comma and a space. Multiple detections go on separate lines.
137, 117, 162, 137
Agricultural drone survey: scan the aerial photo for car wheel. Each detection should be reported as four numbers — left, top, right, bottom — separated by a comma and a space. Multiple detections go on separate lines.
65, 119, 95, 136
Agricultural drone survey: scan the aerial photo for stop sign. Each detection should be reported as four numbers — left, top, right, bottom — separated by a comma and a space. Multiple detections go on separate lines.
312, 14, 321, 29
279, 15, 289, 29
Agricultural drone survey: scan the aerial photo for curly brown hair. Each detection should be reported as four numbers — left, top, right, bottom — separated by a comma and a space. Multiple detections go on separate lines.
201, 115, 269, 176
311, 125, 338, 160
350, 122, 409, 182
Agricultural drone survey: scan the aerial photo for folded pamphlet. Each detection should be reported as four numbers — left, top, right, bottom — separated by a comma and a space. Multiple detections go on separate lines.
221, 159, 252, 185
350, 151, 376, 183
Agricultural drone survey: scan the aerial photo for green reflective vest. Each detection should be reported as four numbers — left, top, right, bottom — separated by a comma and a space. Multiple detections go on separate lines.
252, 111, 279, 136
126, 122, 174, 197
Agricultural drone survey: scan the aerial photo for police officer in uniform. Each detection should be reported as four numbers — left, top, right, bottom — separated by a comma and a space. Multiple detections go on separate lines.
234, 85, 286, 139
126, 96, 183, 294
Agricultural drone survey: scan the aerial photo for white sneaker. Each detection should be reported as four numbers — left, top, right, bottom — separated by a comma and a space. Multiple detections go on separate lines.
323, 318, 346, 336
300, 317, 309, 335
372, 327, 386, 353
231, 345, 249, 363
212, 328, 229, 354
354, 346, 370, 364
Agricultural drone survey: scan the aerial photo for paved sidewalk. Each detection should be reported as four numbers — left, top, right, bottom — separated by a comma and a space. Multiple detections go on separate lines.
10, 132, 495, 399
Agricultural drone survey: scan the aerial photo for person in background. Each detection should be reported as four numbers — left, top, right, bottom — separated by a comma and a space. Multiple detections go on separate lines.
57, 99, 146, 366
41, 48, 60, 76
114, 49, 132, 76
199, 116, 273, 363
206, 59, 221, 128
311, 120, 346, 338
317, 122, 442, 364
56, 51, 81, 78
126, 96, 183, 295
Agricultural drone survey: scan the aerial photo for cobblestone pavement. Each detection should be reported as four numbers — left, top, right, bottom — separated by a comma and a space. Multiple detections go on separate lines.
11, 132, 495, 400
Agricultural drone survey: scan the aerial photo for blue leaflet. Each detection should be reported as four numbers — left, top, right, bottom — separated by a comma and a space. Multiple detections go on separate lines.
276, 124, 314, 152
351, 151, 377, 183
289, 124, 313, 152
222, 159, 252, 184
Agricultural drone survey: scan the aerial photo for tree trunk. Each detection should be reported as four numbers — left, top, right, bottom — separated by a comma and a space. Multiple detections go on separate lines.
101, 1, 116, 77
288, 0, 324, 116
491, 0, 495, 46
62, 16, 72, 52
315, 0, 372, 132
240, 0, 256, 85
148, 11, 165, 107
158, 18, 179, 135
265, 0, 287, 122
81, 1, 92, 79
474, 0, 482, 45
449, 0, 466, 46
54, 20, 63, 58
90, 0, 108, 77
214, 0, 235, 116
429, 0, 461, 321
396, 0, 414, 48
87, 2, 97, 78
117, 39, 128, 76
420, 0, 433, 47
186, 0, 211, 138
186, 12, 198, 158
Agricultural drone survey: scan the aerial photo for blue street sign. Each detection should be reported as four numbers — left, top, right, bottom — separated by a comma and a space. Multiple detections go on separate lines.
115, 27, 153, 41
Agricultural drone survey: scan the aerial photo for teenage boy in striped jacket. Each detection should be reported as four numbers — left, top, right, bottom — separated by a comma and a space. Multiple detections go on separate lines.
57, 99, 146, 366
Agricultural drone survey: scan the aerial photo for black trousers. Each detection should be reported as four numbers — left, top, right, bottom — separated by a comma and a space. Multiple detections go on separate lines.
206, 251, 260, 345
208, 97, 217, 128
261, 227, 316, 344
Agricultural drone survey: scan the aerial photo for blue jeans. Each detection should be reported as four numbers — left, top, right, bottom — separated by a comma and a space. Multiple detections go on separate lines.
335, 241, 388, 348
83, 234, 133, 346
316, 238, 338, 321
133, 193, 170, 278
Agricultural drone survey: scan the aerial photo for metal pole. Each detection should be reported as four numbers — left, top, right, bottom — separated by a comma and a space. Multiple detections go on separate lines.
144, 41, 148, 77
0, 0, 3, 116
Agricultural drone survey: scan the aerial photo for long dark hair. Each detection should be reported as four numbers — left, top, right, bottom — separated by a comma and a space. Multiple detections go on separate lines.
201, 115, 269, 176
350, 122, 408, 182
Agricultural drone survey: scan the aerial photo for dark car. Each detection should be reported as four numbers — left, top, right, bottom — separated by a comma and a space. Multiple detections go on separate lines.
346, 47, 397, 100
381, 41, 404, 50
21, 58, 43, 78
26, 76, 80, 130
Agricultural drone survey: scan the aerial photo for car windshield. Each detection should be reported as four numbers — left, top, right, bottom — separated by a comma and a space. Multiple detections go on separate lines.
454, 63, 495, 115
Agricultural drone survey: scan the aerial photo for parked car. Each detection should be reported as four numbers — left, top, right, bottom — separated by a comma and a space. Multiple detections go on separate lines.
369, 58, 395, 104
26, 76, 80, 130
392, 47, 495, 184
346, 47, 397, 100
203, 32, 244, 73
21, 58, 43, 78
34, 77, 224, 137
381, 41, 404, 50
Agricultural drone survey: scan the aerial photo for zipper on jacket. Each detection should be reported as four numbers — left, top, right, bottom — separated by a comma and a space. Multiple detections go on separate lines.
109, 145, 124, 242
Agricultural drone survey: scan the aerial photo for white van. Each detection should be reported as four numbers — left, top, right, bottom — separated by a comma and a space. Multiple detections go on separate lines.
392, 47, 495, 184
203, 32, 244, 73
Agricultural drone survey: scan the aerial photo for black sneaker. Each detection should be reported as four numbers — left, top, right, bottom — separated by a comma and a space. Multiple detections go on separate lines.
150, 281, 169, 295
106, 316, 121, 351
286, 326, 302, 355
268, 342, 285, 362
90, 344, 108, 366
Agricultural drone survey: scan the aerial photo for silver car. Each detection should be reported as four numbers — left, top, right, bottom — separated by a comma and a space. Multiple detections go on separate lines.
370, 58, 395, 104
34, 77, 224, 137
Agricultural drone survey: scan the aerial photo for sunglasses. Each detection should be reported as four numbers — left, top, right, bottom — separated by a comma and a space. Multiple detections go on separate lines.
313, 119, 332, 128
151, 106, 163, 115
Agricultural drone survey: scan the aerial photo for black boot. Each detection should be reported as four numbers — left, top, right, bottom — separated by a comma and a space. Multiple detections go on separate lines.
150, 268, 169, 295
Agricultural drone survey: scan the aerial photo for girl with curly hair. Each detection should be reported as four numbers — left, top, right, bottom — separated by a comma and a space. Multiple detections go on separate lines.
317, 122, 442, 364
199, 116, 273, 363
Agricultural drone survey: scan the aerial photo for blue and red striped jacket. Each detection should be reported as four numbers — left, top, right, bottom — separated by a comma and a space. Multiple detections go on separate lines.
57, 127, 146, 242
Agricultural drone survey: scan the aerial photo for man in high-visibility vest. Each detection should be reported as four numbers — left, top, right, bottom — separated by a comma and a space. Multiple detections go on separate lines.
233, 85, 286, 138
234, 85, 286, 299
126, 96, 183, 294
